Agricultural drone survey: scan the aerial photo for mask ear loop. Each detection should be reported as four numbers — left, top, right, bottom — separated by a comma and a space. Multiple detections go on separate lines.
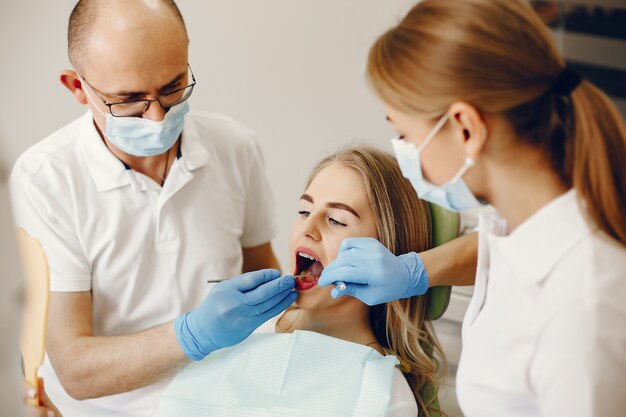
76, 72, 108, 118
450, 155, 475, 183
416, 112, 451, 153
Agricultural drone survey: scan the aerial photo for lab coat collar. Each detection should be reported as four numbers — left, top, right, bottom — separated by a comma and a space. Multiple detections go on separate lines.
79, 111, 130, 192
178, 111, 210, 172
79, 111, 210, 192
494, 189, 593, 285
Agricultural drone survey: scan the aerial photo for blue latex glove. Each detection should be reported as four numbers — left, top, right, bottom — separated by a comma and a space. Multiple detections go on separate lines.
318, 237, 429, 306
175, 269, 297, 361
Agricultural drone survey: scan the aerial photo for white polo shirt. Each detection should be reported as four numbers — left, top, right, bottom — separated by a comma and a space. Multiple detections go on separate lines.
456, 190, 626, 417
9, 109, 276, 417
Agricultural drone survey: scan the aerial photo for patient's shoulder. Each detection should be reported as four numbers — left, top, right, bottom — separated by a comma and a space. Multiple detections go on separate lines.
387, 369, 418, 417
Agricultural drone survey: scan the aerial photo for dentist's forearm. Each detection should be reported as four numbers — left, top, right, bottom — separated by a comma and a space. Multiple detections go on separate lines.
50, 321, 189, 400
420, 233, 478, 287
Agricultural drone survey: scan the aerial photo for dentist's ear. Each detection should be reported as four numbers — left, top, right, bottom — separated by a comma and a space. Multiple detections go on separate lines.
448, 102, 488, 161
60, 69, 88, 105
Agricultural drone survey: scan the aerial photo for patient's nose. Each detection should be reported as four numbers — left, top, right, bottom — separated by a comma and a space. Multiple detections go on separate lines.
301, 216, 322, 241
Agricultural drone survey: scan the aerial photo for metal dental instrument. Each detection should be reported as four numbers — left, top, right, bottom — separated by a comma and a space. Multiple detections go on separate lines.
207, 271, 313, 284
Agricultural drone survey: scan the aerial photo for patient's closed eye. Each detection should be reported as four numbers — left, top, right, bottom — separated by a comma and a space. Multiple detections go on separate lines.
329, 217, 347, 227
298, 210, 347, 227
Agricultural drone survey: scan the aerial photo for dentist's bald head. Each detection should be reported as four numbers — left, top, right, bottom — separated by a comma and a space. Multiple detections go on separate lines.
61, 0, 191, 139
68, 0, 188, 73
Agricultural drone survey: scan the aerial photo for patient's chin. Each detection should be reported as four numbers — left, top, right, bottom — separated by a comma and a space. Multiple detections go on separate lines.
295, 284, 335, 310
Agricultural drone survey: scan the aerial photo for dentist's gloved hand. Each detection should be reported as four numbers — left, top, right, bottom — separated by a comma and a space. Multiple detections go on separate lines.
175, 269, 297, 361
318, 238, 429, 306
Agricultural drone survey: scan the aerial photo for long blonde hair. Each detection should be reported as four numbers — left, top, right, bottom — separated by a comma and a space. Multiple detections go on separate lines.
309, 146, 447, 416
367, 0, 626, 245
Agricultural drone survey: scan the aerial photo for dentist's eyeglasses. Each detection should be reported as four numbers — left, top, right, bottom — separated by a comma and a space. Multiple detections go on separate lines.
81, 64, 196, 117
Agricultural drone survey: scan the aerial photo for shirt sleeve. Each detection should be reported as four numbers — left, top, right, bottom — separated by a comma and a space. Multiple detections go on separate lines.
530, 302, 626, 417
240, 138, 276, 248
9, 163, 91, 292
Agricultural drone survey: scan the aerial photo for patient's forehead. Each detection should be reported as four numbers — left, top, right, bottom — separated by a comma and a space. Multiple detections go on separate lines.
306, 163, 369, 211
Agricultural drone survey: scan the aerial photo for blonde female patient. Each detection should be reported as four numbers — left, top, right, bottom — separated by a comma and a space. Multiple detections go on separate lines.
159, 147, 446, 417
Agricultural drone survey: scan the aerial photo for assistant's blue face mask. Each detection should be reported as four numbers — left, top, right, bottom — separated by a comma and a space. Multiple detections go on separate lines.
80, 75, 189, 157
391, 112, 484, 212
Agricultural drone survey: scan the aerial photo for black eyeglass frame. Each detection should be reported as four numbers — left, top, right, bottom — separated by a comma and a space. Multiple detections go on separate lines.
81, 63, 196, 117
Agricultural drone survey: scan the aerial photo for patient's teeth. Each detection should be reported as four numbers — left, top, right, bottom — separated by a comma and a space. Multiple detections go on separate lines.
298, 252, 317, 261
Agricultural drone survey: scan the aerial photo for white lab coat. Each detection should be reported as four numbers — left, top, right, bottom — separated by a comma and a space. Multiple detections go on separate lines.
456, 189, 626, 417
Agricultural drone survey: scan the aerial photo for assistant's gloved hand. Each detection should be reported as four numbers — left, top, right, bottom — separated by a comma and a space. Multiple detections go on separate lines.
175, 269, 297, 361
317, 237, 429, 306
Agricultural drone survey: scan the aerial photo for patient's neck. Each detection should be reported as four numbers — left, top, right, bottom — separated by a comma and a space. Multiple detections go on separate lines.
281, 299, 381, 351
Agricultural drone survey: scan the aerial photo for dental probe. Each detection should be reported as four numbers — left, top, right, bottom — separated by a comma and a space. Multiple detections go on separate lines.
206, 272, 313, 283
206, 274, 347, 293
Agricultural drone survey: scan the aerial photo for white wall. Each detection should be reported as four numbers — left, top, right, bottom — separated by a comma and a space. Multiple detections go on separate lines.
0, 2, 465, 416
180, 0, 420, 270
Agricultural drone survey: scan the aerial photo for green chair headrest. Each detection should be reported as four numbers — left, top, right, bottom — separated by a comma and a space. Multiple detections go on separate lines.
426, 203, 459, 320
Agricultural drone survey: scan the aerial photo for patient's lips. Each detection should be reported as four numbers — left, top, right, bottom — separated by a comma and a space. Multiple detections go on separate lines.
294, 247, 324, 291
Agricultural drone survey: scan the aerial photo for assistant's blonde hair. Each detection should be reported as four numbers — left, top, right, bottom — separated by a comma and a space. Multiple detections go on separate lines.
309, 146, 446, 416
368, 0, 626, 246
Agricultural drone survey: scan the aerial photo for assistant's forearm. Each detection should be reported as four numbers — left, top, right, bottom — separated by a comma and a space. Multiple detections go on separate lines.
421, 232, 478, 287
54, 321, 189, 400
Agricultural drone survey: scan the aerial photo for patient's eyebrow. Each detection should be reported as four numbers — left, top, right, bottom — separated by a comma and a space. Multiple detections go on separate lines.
328, 202, 360, 219
300, 194, 360, 218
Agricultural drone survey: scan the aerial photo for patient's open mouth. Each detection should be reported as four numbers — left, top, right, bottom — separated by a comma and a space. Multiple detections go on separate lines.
294, 247, 324, 291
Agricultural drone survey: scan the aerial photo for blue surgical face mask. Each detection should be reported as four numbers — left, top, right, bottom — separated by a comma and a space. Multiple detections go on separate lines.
80, 75, 189, 157
390, 112, 484, 212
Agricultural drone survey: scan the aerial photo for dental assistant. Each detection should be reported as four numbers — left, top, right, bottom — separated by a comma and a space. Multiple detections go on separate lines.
8, 1, 296, 416
319, 0, 626, 416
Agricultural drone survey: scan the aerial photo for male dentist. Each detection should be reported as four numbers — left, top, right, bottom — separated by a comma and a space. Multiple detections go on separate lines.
9, 1, 296, 416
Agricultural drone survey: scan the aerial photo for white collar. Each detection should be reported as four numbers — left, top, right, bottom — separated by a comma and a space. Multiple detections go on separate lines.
78, 110, 210, 192
178, 111, 210, 172
489, 189, 594, 284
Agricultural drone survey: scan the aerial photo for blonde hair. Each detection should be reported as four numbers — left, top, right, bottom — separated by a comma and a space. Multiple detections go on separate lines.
367, 0, 626, 245
309, 146, 447, 416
